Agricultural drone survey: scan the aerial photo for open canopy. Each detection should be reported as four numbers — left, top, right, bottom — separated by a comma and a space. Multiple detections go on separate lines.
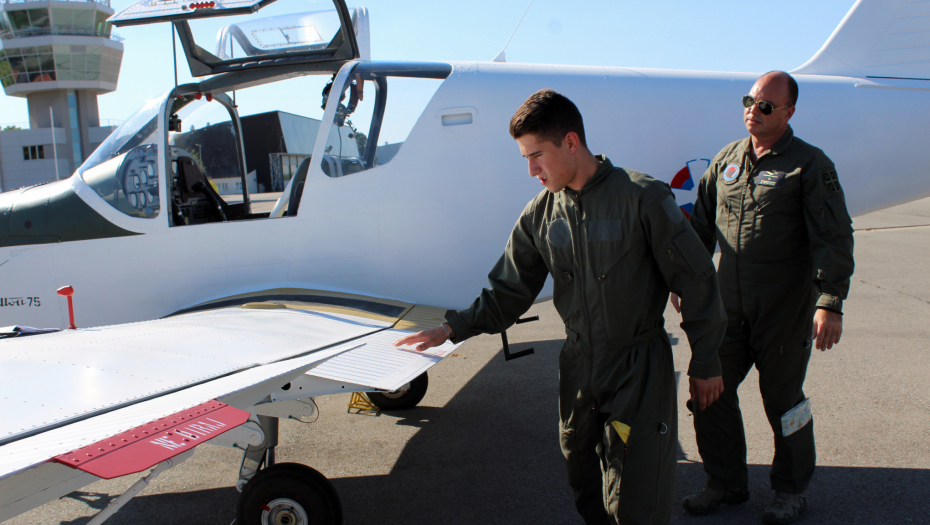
109, 0, 365, 77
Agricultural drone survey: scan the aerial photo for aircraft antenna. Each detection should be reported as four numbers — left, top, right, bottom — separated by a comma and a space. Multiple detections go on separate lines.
494, 0, 534, 63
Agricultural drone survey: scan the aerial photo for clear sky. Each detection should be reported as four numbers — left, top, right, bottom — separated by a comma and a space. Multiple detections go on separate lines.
0, 0, 856, 128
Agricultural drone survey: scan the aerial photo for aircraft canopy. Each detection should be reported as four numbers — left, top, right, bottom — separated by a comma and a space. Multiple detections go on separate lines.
108, 0, 365, 77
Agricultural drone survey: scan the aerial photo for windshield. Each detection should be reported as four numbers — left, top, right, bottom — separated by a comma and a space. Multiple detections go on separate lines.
78, 92, 164, 176
78, 91, 165, 218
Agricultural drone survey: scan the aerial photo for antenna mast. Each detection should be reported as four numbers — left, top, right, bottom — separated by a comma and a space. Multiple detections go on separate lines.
494, 0, 534, 63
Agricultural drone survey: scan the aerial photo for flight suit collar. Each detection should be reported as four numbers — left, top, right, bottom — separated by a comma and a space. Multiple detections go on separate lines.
563, 155, 613, 199
742, 126, 795, 159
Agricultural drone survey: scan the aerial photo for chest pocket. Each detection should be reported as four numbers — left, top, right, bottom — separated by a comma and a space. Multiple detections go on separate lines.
589, 219, 637, 279
753, 168, 801, 210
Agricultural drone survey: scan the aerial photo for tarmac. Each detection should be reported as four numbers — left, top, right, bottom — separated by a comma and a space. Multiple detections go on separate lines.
6, 197, 930, 525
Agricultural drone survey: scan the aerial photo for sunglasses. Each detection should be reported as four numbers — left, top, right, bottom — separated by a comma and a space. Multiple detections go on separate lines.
742, 95, 790, 115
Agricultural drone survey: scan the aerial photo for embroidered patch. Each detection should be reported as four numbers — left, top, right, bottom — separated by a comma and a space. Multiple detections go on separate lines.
722, 163, 741, 184
588, 219, 623, 241
756, 170, 785, 188
660, 196, 685, 224
547, 218, 572, 248
822, 169, 841, 193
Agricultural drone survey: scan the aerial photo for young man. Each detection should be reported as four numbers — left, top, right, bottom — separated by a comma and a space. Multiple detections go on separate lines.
679, 71, 855, 524
395, 89, 726, 524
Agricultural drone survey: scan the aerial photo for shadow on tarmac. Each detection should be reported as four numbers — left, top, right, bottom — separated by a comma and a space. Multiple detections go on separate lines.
64, 336, 930, 525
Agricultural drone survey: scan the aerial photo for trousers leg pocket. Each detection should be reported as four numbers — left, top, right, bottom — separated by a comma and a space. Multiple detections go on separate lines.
598, 420, 630, 515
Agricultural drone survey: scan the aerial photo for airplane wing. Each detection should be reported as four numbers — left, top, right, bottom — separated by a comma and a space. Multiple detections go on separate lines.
0, 299, 461, 521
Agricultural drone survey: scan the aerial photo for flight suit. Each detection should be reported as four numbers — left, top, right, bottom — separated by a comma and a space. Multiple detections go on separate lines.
445, 156, 727, 524
688, 127, 854, 495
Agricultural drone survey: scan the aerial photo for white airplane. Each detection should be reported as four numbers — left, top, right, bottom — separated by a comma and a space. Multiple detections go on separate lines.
1, 0, 929, 522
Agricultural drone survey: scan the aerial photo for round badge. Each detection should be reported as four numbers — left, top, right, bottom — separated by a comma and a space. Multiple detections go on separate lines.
722, 163, 741, 183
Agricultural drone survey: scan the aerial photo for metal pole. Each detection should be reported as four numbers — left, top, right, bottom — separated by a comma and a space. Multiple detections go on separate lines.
172, 23, 178, 92
50, 106, 60, 181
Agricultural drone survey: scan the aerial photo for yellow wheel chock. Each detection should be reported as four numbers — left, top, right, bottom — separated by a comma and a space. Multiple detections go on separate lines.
347, 392, 380, 414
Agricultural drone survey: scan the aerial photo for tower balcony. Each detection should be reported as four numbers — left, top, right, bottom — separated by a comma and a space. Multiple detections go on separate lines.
0, 0, 123, 96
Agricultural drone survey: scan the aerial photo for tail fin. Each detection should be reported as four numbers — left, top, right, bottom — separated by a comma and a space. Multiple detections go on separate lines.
792, 0, 930, 79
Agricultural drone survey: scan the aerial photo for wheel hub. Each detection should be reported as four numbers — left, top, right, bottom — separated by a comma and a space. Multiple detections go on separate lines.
262, 498, 309, 525
380, 382, 411, 399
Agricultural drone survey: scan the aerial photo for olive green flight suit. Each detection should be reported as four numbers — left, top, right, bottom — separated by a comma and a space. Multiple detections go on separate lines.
688, 127, 854, 495
445, 156, 727, 525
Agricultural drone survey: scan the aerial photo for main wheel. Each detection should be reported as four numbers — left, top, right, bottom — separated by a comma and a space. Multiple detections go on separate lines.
366, 371, 429, 410
237, 462, 342, 525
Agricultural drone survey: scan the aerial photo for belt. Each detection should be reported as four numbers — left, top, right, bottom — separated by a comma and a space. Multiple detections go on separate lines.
720, 252, 810, 265
606, 326, 666, 349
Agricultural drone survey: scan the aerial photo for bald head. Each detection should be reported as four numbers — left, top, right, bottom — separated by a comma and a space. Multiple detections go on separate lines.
744, 71, 797, 144
757, 71, 798, 108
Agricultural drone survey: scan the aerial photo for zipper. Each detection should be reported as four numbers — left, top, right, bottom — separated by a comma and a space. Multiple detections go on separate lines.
571, 193, 595, 355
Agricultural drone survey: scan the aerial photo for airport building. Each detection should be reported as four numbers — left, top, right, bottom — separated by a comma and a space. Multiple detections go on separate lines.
0, 0, 123, 192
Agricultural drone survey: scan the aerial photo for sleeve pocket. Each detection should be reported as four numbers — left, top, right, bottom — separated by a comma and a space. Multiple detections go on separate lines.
671, 229, 714, 277
824, 195, 853, 235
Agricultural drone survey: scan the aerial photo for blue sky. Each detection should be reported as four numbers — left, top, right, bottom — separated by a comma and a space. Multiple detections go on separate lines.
0, 0, 856, 127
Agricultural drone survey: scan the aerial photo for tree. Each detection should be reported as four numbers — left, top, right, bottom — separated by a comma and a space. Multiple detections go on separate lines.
354, 131, 368, 156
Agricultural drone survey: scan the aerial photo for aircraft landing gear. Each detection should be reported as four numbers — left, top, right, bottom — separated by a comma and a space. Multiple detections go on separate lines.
236, 463, 343, 525
366, 371, 429, 410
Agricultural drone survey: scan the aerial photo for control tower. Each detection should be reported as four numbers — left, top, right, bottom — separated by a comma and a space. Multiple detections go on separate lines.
0, 0, 123, 191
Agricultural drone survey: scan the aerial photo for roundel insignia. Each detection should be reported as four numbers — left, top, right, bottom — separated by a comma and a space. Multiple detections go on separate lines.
722, 163, 741, 183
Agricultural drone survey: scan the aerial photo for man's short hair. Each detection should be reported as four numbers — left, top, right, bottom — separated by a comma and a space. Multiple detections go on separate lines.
509, 88, 587, 147
763, 70, 799, 107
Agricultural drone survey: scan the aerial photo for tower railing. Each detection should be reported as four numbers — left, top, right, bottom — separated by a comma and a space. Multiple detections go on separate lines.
1, 0, 110, 6
0, 26, 122, 41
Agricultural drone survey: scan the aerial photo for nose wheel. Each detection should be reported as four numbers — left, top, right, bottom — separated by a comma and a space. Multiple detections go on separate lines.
237, 463, 342, 525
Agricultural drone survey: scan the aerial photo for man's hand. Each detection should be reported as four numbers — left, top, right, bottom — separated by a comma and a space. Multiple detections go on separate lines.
812, 308, 842, 351
670, 293, 681, 314
689, 376, 724, 411
393, 324, 453, 352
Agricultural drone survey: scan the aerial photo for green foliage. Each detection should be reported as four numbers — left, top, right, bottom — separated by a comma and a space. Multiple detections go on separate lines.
354, 131, 368, 156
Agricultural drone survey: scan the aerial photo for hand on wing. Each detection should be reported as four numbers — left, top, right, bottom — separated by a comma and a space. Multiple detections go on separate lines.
670, 293, 681, 314
393, 325, 452, 352
689, 376, 723, 411
812, 308, 842, 351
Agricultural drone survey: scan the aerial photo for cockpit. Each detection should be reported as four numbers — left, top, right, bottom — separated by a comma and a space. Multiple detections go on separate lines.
71, 0, 450, 229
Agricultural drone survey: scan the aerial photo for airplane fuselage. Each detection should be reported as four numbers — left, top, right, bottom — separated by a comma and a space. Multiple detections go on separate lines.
1, 61, 928, 329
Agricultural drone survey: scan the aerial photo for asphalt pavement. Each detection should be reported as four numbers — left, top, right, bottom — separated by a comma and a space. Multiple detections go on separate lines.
7, 197, 930, 525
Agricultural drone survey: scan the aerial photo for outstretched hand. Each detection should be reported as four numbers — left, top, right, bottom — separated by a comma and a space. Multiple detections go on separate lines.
393, 325, 451, 352
812, 308, 842, 351
689, 375, 723, 411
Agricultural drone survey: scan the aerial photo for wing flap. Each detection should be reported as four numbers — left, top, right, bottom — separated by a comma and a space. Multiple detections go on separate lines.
307, 305, 461, 392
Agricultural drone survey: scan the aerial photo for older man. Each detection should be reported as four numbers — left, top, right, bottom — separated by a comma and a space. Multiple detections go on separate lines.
679, 71, 855, 524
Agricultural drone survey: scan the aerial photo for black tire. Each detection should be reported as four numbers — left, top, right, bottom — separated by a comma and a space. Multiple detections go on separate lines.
367, 371, 429, 410
237, 462, 342, 525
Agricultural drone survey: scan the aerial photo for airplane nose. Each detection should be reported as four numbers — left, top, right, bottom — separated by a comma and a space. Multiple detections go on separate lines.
0, 179, 135, 248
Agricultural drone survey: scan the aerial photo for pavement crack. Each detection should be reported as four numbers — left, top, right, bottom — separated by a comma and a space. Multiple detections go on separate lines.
857, 279, 930, 306
856, 223, 930, 232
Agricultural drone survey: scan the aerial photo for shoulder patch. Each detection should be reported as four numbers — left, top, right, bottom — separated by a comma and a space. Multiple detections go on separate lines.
822, 169, 841, 193
661, 196, 685, 224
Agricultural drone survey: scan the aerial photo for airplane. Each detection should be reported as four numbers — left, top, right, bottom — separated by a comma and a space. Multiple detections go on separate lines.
1, 0, 929, 522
